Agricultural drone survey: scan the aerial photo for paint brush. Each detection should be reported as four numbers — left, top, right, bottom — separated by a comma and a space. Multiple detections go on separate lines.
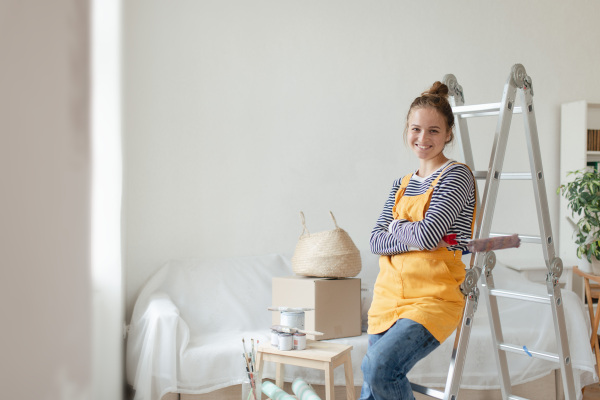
242, 338, 248, 356
250, 339, 255, 370
442, 234, 521, 252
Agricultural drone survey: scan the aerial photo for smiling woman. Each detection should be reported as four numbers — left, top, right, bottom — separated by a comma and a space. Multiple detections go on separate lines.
360, 82, 476, 400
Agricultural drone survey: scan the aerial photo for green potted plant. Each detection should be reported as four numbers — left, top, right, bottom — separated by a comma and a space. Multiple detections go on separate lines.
557, 168, 600, 274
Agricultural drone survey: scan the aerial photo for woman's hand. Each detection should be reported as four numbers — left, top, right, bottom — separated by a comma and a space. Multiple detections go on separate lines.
432, 238, 451, 251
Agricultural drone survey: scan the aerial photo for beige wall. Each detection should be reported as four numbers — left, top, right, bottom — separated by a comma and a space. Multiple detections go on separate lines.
1, 0, 92, 399
123, 1, 600, 320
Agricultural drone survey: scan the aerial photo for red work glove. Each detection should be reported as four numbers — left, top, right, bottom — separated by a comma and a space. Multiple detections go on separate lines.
442, 234, 458, 245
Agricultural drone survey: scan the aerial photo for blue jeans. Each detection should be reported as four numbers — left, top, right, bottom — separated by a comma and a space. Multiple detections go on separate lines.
360, 319, 440, 400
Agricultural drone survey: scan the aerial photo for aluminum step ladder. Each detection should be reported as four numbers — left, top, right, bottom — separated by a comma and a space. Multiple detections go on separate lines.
410, 64, 577, 400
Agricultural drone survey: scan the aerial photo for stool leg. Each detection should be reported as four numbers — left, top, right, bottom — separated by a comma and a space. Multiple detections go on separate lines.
325, 362, 335, 400
275, 363, 284, 390
342, 354, 355, 400
255, 352, 264, 374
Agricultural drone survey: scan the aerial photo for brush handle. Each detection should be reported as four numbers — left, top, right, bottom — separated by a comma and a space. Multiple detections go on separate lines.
297, 329, 324, 336
268, 306, 314, 312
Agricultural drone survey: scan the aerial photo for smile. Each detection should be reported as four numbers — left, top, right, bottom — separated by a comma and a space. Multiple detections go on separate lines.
416, 144, 432, 150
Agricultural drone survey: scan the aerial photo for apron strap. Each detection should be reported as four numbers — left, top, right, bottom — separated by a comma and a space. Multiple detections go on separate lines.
430, 161, 460, 188
393, 173, 414, 219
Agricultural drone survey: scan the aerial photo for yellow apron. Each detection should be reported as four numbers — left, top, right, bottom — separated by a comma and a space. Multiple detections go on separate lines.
368, 162, 475, 343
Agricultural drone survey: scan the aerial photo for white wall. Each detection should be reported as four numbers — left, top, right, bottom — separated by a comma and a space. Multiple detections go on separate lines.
123, 0, 600, 319
1, 1, 92, 398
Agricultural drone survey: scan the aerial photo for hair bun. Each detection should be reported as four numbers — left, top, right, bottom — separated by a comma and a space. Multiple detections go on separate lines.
422, 81, 449, 98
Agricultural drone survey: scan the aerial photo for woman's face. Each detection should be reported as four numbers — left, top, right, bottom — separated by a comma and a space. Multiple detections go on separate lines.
407, 107, 451, 162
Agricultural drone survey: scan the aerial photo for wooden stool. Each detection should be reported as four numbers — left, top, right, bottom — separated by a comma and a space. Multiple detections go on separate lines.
256, 339, 355, 400
573, 266, 600, 379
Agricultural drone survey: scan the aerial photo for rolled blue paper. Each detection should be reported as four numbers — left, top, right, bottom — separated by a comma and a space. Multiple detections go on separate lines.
292, 377, 321, 400
261, 380, 295, 400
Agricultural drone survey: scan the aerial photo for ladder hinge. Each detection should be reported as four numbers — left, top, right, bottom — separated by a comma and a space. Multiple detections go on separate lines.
524, 75, 534, 96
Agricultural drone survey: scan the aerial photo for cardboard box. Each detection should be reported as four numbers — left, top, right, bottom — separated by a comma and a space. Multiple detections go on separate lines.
272, 276, 361, 340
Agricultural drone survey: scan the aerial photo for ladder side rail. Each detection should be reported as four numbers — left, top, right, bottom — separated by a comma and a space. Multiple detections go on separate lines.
474, 80, 518, 242
410, 383, 444, 399
547, 278, 577, 399
481, 262, 513, 400
443, 290, 478, 400
471, 78, 518, 283
518, 85, 556, 265
443, 74, 475, 169
444, 73, 480, 212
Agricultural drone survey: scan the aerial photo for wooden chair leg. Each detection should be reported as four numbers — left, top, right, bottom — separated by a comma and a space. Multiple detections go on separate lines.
593, 297, 600, 379
573, 268, 600, 379
585, 279, 595, 338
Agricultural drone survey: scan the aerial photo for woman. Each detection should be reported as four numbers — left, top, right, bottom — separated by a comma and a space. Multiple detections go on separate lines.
360, 81, 477, 400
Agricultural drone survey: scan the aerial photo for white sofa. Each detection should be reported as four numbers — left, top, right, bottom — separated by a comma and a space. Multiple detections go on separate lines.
126, 253, 596, 400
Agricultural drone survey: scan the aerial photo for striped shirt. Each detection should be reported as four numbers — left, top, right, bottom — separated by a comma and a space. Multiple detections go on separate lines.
370, 161, 476, 255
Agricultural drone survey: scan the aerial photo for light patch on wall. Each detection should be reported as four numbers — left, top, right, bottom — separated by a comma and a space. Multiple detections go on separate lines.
57, 367, 91, 400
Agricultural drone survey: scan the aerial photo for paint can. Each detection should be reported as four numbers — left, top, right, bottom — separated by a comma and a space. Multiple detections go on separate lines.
293, 332, 306, 350
271, 329, 279, 347
280, 311, 304, 330
278, 333, 293, 351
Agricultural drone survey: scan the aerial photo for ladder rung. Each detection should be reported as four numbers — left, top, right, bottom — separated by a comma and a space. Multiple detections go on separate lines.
488, 289, 549, 304
473, 171, 532, 180
508, 396, 529, 400
489, 232, 542, 244
498, 343, 559, 363
410, 383, 444, 399
452, 102, 523, 118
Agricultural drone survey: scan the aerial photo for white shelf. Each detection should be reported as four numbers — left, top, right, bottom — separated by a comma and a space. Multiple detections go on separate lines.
588, 151, 600, 162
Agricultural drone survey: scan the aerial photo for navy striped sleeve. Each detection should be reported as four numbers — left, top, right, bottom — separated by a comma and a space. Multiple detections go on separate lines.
389, 164, 475, 250
369, 179, 410, 255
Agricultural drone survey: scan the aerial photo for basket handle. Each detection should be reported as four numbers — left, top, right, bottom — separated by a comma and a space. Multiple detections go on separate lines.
329, 211, 340, 229
299, 211, 309, 235
299, 211, 340, 235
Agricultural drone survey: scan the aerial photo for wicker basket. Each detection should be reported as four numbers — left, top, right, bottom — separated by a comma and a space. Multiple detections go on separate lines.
291, 211, 361, 278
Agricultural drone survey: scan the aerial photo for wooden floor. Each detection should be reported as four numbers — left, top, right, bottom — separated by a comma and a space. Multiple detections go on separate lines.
136, 379, 600, 400
584, 383, 600, 400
